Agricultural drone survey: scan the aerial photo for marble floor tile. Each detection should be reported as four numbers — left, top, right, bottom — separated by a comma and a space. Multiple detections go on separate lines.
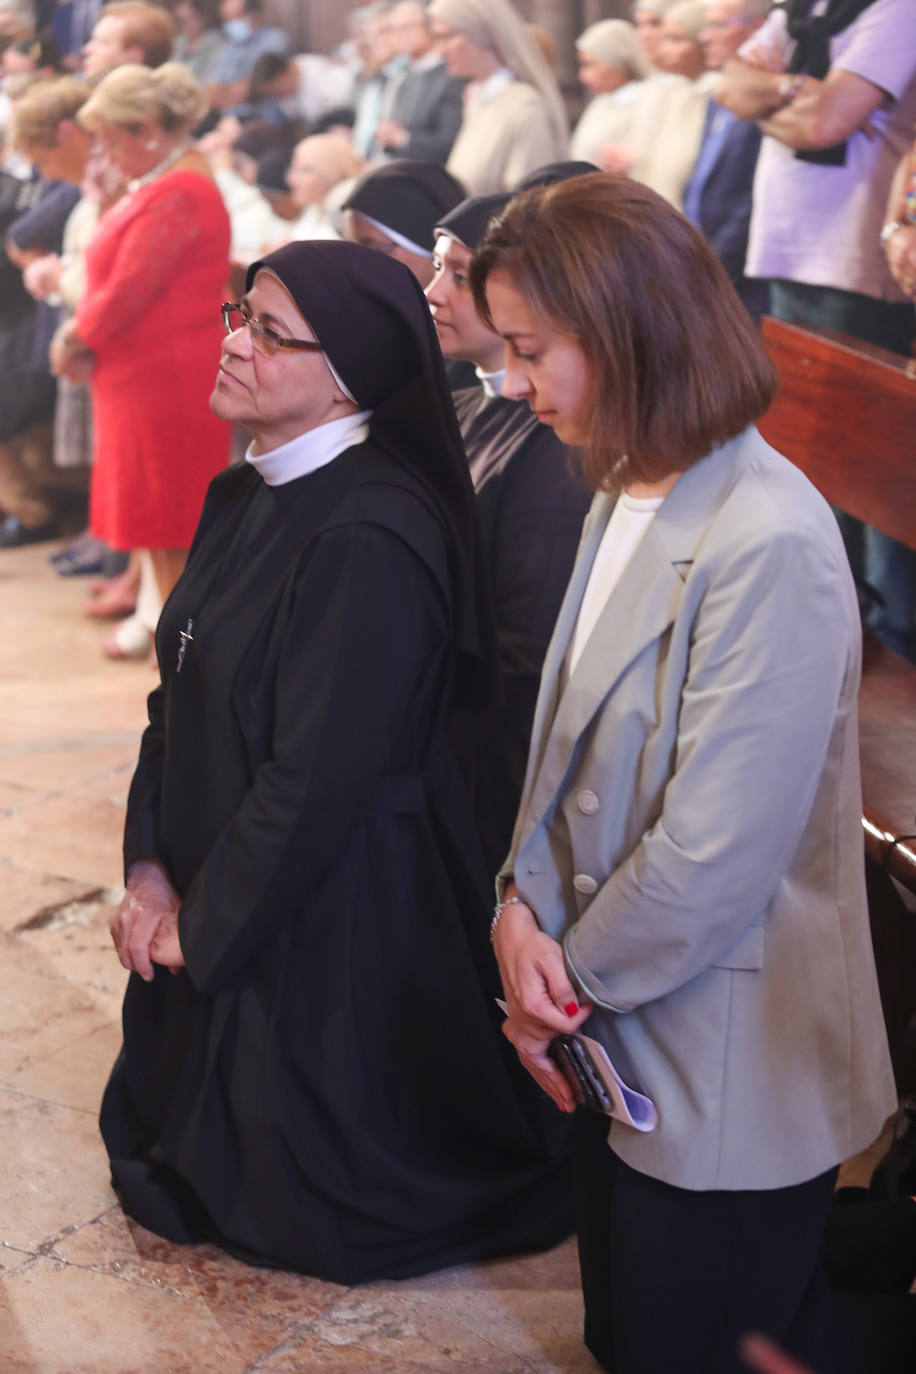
0, 1257, 281, 1374
250, 1347, 532, 1374
0, 674, 152, 745
0, 744, 139, 795
0, 1245, 35, 1277
248, 1270, 593, 1374
51, 1210, 348, 1368
60, 767, 135, 811
14, 935, 127, 1013
0, 782, 44, 816
0, 1088, 114, 1251
0, 791, 127, 887
8, 1021, 122, 1114
0, 865, 92, 935
53, 1208, 345, 1329
0, 946, 118, 1081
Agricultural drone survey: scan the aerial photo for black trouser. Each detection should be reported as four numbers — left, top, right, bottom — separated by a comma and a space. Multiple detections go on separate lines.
572, 1110, 837, 1374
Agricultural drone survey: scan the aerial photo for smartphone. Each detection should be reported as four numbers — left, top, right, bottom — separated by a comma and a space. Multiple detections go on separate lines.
548, 1033, 613, 1114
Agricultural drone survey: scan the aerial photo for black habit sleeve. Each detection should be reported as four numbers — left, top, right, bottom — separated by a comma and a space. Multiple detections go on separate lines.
123, 468, 247, 879
175, 519, 448, 994
122, 682, 166, 875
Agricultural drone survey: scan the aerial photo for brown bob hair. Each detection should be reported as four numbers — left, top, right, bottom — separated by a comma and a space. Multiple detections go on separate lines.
470, 174, 777, 490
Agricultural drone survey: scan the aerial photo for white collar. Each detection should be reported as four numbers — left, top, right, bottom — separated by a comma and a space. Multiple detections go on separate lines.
470, 66, 514, 106
246, 409, 372, 486
475, 365, 505, 399
411, 49, 442, 74
362, 212, 431, 258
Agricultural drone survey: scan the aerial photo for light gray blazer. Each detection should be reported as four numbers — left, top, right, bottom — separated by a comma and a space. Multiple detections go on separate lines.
500, 426, 895, 1191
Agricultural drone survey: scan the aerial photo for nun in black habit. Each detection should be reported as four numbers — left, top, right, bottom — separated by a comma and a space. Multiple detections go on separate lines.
427, 193, 591, 876
341, 159, 478, 393
100, 240, 572, 1284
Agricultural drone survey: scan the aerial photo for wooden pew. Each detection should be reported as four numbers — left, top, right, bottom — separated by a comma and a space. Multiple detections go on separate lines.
758, 318, 916, 1089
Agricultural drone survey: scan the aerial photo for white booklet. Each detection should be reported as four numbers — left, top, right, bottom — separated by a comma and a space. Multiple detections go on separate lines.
496, 1000, 657, 1132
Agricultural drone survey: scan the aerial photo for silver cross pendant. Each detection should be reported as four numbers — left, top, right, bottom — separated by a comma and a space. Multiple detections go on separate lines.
176, 618, 194, 674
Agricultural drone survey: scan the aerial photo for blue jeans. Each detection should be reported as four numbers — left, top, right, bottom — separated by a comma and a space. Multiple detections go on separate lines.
769, 280, 916, 660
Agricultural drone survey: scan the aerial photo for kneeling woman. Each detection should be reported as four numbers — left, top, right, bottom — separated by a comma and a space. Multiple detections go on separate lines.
102, 240, 571, 1284
472, 177, 896, 1372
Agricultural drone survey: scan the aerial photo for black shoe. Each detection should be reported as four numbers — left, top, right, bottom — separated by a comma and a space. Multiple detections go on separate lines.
54, 534, 108, 576
48, 530, 96, 566
0, 515, 60, 549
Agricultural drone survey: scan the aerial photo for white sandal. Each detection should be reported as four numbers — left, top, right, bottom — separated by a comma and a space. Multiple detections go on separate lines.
102, 613, 154, 661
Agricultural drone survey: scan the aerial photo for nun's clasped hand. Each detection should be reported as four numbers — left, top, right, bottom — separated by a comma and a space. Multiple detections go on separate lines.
110, 859, 183, 982
493, 888, 592, 1113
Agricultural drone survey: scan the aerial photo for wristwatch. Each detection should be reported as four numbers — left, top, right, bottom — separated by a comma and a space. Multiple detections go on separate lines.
880, 220, 904, 252
776, 72, 808, 107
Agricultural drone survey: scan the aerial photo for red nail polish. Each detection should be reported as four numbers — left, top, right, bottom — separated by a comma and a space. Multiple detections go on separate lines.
564, 1001, 578, 1016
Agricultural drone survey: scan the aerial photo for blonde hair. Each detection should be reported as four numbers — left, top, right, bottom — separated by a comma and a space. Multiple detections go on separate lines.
576, 20, 650, 81
664, 0, 708, 41
11, 75, 90, 153
78, 61, 208, 136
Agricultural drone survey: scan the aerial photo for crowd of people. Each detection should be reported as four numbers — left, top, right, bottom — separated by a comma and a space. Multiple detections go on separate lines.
2, 1, 916, 1372
0, 0, 914, 654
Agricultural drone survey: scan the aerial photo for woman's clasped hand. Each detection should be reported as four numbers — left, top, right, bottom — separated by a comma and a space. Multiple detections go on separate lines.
493, 890, 592, 1113
110, 859, 184, 980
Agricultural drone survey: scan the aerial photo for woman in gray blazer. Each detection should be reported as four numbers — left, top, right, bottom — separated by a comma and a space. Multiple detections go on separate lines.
470, 175, 896, 1374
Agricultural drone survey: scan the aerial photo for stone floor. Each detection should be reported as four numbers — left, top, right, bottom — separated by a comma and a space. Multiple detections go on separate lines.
0, 540, 596, 1374
0, 540, 893, 1374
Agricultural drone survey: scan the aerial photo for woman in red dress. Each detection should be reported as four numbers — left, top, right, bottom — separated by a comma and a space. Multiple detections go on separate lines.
51, 63, 230, 658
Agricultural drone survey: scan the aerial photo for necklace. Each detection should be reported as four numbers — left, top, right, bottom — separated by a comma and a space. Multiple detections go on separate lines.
126, 141, 189, 194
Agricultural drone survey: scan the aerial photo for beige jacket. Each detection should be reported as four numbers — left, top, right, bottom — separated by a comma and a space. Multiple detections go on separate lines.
447, 81, 568, 195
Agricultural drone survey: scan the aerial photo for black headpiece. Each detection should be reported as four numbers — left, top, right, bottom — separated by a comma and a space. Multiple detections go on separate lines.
434, 192, 512, 252
246, 240, 495, 700
342, 160, 466, 252
512, 160, 599, 191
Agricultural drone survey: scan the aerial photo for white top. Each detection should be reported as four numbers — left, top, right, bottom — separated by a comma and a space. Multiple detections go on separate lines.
246, 409, 372, 486
476, 366, 505, 398
569, 81, 643, 164
565, 490, 665, 679
469, 66, 515, 107
288, 201, 341, 243
214, 166, 287, 266
288, 53, 357, 127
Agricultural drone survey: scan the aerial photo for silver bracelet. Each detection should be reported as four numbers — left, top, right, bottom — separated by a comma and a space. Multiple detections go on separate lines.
880, 219, 904, 253
490, 894, 527, 944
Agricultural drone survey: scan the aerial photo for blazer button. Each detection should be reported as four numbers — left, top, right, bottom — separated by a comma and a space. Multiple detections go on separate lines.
573, 873, 598, 895
577, 789, 600, 815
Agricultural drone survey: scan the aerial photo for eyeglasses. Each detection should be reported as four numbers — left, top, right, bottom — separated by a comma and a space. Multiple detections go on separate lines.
220, 302, 324, 358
